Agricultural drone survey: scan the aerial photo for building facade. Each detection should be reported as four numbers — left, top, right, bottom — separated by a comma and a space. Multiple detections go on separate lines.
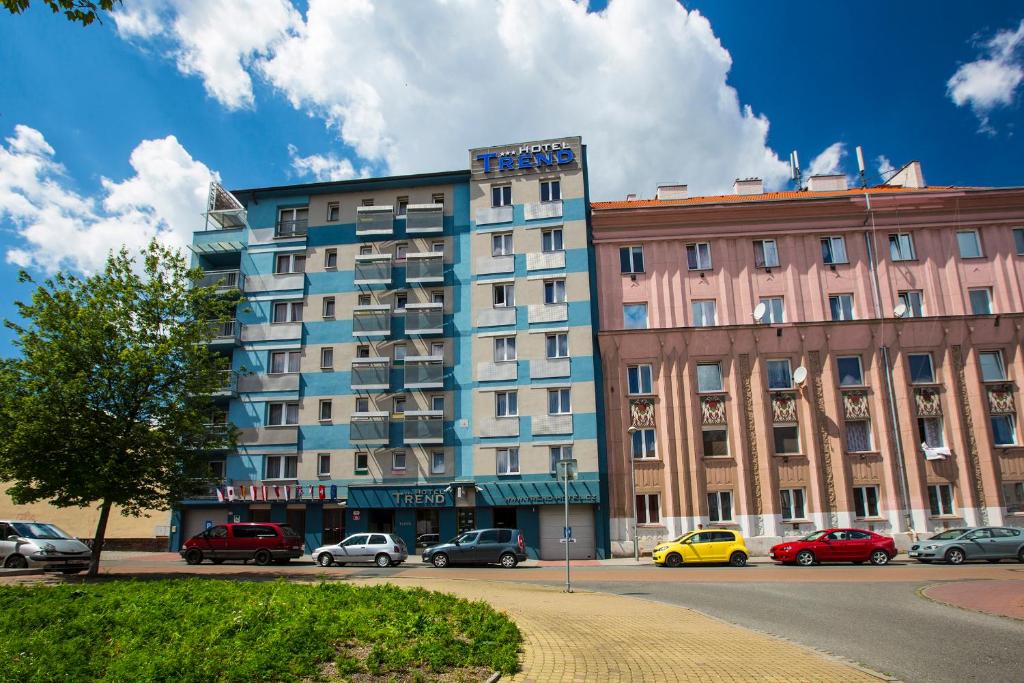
592, 167, 1024, 555
172, 137, 609, 559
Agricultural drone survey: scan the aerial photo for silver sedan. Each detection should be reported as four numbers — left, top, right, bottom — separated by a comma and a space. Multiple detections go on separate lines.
313, 532, 408, 568
908, 526, 1024, 564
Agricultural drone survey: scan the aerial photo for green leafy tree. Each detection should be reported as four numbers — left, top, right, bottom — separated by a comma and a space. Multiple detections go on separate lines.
0, 241, 240, 576
2, 0, 121, 27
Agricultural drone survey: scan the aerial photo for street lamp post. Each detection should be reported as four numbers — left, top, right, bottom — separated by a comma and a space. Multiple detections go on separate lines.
556, 458, 578, 593
627, 425, 639, 563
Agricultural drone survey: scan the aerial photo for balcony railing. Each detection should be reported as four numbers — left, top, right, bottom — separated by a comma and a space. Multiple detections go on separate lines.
405, 253, 443, 283
405, 204, 444, 234
199, 269, 244, 292
356, 206, 394, 236
212, 370, 238, 398
403, 411, 444, 444
350, 412, 390, 443
208, 320, 240, 345
353, 254, 392, 286
404, 356, 444, 389
352, 305, 391, 337
275, 219, 308, 238
351, 357, 390, 390
405, 303, 443, 335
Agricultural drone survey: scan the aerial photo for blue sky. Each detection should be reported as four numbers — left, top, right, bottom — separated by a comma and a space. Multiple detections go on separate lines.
1, 0, 1022, 356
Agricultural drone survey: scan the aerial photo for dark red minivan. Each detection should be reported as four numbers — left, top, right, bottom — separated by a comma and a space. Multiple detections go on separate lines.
180, 523, 304, 566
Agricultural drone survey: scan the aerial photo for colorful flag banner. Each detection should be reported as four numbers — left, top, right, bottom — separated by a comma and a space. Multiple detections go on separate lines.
216, 488, 224, 503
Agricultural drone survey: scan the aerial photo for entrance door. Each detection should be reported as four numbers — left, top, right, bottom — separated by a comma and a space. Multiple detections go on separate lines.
415, 509, 440, 549
323, 509, 345, 546
493, 507, 517, 529
457, 509, 476, 534
286, 509, 306, 545
368, 510, 394, 533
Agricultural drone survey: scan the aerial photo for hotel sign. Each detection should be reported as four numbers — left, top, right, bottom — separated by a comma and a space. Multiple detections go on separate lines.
475, 140, 576, 173
391, 489, 447, 506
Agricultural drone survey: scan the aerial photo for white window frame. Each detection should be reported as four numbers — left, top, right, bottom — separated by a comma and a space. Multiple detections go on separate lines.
918, 416, 945, 448
395, 196, 408, 216
326, 202, 339, 222
957, 230, 983, 259
759, 296, 785, 324
627, 364, 654, 395
354, 452, 369, 474
395, 292, 408, 311
265, 454, 298, 480
392, 451, 407, 472
320, 347, 333, 370
631, 427, 657, 459
853, 486, 880, 519
636, 493, 661, 525
546, 332, 568, 359
269, 350, 301, 375
431, 451, 445, 475
540, 179, 561, 203
888, 233, 916, 261
324, 248, 338, 269
620, 245, 645, 274
354, 397, 370, 413
272, 301, 303, 323
908, 353, 935, 384
491, 184, 512, 208
991, 414, 1018, 447
927, 483, 955, 517
493, 283, 514, 308
497, 447, 520, 475
549, 445, 573, 474
393, 344, 407, 362
707, 490, 734, 522
821, 236, 848, 265
754, 239, 780, 268
275, 252, 306, 274
692, 300, 717, 327
494, 336, 517, 363
430, 395, 445, 413
780, 488, 806, 520
542, 228, 564, 253
979, 350, 1007, 382
495, 391, 518, 417
829, 294, 855, 321
395, 243, 409, 262
492, 232, 513, 257
686, 242, 712, 271
968, 287, 993, 315
318, 399, 332, 422
837, 356, 864, 387
317, 453, 331, 477
897, 290, 924, 317
322, 296, 336, 319
548, 388, 572, 415
696, 362, 723, 393
544, 279, 566, 304
392, 396, 406, 414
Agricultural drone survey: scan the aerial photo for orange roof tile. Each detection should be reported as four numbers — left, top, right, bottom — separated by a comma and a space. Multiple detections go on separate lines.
591, 185, 969, 210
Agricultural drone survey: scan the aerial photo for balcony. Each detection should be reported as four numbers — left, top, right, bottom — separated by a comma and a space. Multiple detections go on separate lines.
208, 320, 240, 347
475, 205, 513, 226
353, 254, 393, 286
352, 305, 391, 337
528, 303, 568, 324
526, 251, 566, 271
524, 200, 563, 221
530, 358, 570, 379
356, 206, 394, 236
476, 361, 517, 382
350, 412, 390, 444
477, 255, 515, 275
405, 253, 443, 284
212, 370, 238, 399
403, 411, 444, 445
405, 204, 444, 234
275, 219, 307, 238
478, 417, 519, 438
351, 357, 391, 391
405, 303, 443, 335
532, 414, 573, 436
404, 356, 444, 389
199, 269, 244, 292
476, 307, 517, 327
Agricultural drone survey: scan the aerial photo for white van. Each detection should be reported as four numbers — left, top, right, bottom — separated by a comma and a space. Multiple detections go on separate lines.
0, 520, 92, 574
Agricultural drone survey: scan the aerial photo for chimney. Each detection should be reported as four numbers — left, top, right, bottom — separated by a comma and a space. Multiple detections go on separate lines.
807, 174, 848, 192
883, 161, 926, 189
733, 178, 764, 195
656, 184, 688, 201
625, 193, 638, 201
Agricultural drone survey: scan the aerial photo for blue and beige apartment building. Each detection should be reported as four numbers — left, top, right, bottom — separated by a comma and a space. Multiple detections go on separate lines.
172, 137, 609, 559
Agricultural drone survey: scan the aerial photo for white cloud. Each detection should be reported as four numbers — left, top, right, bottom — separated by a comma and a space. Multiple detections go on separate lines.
947, 19, 1024, 129
112, 0, 791, 198
287, 144, 361, 182
0, 125, 215, 274
807, 142, 846, 177
876, 155, 895, 180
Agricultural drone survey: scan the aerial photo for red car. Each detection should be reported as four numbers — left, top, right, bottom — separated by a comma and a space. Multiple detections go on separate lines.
770, 528, 896, 566
180, 522, 304, 566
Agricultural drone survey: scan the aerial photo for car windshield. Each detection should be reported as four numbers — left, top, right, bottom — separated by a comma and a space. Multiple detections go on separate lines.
10, 522, 72, 540
928, 529, 968, 541
800, 531, 827, 541
452, 533, 476, 544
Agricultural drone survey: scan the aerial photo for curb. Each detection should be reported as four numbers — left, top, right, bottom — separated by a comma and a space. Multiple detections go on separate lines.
917, 579, 1024, 622
0, 568, 45, 577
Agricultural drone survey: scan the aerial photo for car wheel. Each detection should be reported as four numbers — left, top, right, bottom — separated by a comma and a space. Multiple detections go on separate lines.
317, 553, 334, 567
944, 548, 966, 565
432, 553, 449, 568
3, 555, 28, 569
211, 559, 225, 565
499, 553, 518, 569
870, 550, 890, 566
184, 549, 203, 565
254, 549, 273, 566
375, 553, 392, 568
665, 553, 682, 568
729, 552, 748, 567
795, 550, 815, 567
1018, 548, 1024, 563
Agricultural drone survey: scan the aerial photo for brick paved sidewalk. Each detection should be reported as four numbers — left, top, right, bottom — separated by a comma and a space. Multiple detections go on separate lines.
922, 579, 1024, 620
358, 576, 883, 682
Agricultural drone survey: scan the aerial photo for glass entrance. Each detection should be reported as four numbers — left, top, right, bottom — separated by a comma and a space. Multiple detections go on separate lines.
457, 508, 476, 534
415, 509, 440, 549
323, 509, 345, 545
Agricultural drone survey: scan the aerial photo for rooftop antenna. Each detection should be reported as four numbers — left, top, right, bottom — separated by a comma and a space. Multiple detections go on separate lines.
789, 150, 802, 190
855, 145, 867, 189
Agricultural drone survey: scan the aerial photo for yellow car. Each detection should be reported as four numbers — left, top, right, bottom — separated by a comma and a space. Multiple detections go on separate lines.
652, 529, 749, 567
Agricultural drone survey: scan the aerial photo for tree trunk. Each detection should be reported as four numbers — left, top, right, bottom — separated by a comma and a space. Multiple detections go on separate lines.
87, 498, 113, 578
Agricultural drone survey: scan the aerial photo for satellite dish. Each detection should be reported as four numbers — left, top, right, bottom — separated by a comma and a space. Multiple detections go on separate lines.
893, 303, 908, 318
792, 366, 808, 386
752, 302, 767, 323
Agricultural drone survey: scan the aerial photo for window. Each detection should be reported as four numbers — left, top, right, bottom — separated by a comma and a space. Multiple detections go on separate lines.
354, 397, 369, 413
431, 451, 445, 475
496, 391, 518, 417
275, 252, 306, 274
319, 399, 332, 422
1015, 229, 1024, 256
991, 415, 1018, 446
272, 301, 303, 323
780, 488, 806, 520
548, 388, 571, 414
928, 484, 955, 516
493, 283, 514, 308
754, 239, 780, 268
357, 294, 371, 306
315, 347, 331, 370
853, 486, 879, 518
359, 245, 373, 255
392, 452, 407, 472
707, 491, 733, 522
392, 397, 406, 414
542, 228, 563, 252
918, 416, 945, 448
395, 293, 407, 311
898, 291, 924, 317
354, 452, 369, 474
766, 359, 792, 389
317, 453, 331, 477
908, 353, 934, 384
396, 197, 408, 216
356, 345, 370, 359
393, 344, 406, 362
549, 445, 573, 474
270, 350, 301, 374
326, 202, 339, 222
540, 179, 561, 202
696, 362, 723, 393
491, 184, 511, 207
209, 460, 225, 479
627, 364, 653, 394
623, 303, 648, 329
546, 333, 568, 359
821, 236, 848, 264
324, 248, 337, 269
265, 455, 298, 479
759, 297, 785, 324
322, 296, 335, 319
432, 241, 445, 253
774, 425, 801, 454
620, 246, 645, 274
631, 428, 656, 458
957, 230, 982, 258
845, 420, 873, 452
829, 294, 854, 321
686, 242, 712, 270
636, 494, 660, 525
278, 207, 308, 236
430, 341, 445, 357
395, 243, 409, 261
497, 448, 520, 475
702, 427, 729, 457
1004, 481, 1024, 513
837, 356, 864, 386
492, 232, 513, 257
494, 336, 517, 362
431, 395, 445, 412
692, 300, 717, 327
432, 193, 445, 206
544, 279, 566, 304
968, 288, 992, 315
888, 233, 916, 261
431, 291, 444, 305
979, 351, 1006, 381
361, 198, 374, 207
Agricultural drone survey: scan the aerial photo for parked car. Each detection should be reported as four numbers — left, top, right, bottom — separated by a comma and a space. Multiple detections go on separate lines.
313, 533, 408, 568
652, 529, 750, 567
180, 523, 303, 566
770, 528, 897, 566
909, 526, 1024, 564
422, 528, 527, 568
416, 533, 439, 547
0, 520, 92, 574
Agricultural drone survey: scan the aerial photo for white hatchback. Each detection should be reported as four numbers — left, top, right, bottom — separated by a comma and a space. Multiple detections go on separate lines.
0, 520, 92, 574
313, 532, 408, 568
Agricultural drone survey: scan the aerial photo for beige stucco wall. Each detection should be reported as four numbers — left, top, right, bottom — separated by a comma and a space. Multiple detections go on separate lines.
0, 486, 168, 538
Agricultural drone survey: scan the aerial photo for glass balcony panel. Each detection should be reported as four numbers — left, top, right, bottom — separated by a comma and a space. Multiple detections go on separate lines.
353, 257, 392, 285
350, 415, 389, 443
351, 361, 390, 390
199, 269, 243, 291
405, 305, 443, 335
405, 205, 443, 233
356, 208, 394, 235
404, 361, 443, 389
403, 414, 443, 444
405, 255, 443, 283
352, 307, 391, 337
275, 219, 308, 238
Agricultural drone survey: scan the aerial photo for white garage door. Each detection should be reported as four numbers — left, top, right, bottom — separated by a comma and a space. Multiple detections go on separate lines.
181, 508, 229, 547
539, 505, 595, 560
